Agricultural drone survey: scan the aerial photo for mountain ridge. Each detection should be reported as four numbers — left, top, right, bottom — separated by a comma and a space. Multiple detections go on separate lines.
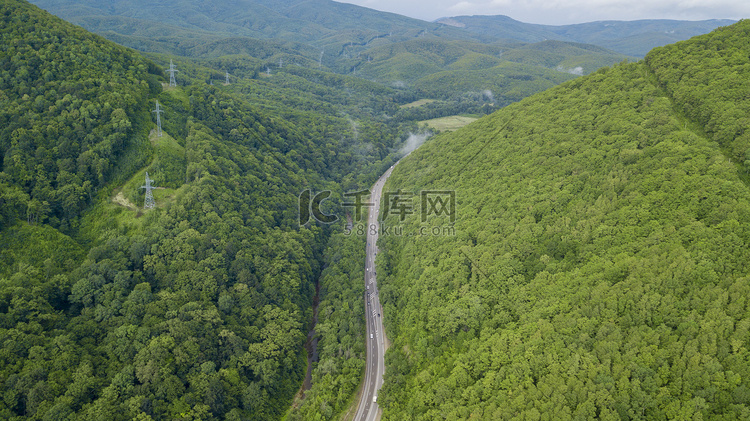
435, 14, 736, 56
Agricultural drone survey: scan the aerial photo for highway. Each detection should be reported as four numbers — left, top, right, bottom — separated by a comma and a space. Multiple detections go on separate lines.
353, 164, 396, 421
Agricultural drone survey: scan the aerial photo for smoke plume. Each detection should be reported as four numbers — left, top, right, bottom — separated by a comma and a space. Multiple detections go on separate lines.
400, 132, 431, 155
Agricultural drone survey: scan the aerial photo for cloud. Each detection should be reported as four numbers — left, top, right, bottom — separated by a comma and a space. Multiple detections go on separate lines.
447, 1, 476, 13
556, 65, 584, 75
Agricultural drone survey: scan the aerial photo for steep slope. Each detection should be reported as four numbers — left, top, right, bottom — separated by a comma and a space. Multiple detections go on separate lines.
377, 21, 750, 419
437, 15, 736, 57
0, 0, 157, 230
645, 22, 750, 166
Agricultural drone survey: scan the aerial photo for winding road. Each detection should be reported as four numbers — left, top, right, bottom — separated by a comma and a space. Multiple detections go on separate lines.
353, 164, 396, 421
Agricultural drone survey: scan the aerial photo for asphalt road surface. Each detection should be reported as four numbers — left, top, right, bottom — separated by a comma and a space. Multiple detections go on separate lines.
353, 164, 397, 421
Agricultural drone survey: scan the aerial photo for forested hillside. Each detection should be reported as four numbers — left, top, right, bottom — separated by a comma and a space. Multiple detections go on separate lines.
0, 1, 404, 419
0, 0, 156, 230
5, 0, 747, 419
378, 20, 750, 419
354, 38, 627, 98
30, 0, 636, 96
30, 0, 479, 55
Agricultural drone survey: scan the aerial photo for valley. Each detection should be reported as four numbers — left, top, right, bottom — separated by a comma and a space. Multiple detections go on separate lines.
1, 0, 747, 420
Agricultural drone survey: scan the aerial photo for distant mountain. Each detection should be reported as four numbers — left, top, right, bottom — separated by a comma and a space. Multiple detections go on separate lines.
31, 0, 485, 50
28, 0, 492, 75
32, 1, 733, 63
436, 15, 736, 56
30, 0, 636, 100
355, 37, 632, 101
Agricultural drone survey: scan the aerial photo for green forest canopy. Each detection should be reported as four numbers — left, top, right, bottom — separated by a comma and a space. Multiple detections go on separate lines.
378, 20, 750, 420
0, 1, 408, 419
2, 0, 747, 419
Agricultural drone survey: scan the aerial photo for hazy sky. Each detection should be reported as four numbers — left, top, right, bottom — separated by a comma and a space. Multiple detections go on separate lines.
336, 0, 748, 24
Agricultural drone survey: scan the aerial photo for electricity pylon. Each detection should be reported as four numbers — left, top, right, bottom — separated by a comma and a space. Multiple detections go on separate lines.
141, 172, 156, 210
152, 100, 163, 137
166, 59, 179, 87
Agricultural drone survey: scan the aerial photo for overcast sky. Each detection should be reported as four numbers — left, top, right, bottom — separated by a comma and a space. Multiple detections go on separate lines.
336, 0, 748, 24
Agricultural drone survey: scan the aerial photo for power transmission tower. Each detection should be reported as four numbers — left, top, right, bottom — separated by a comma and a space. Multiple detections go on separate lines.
166, 59, 179, 87
225, 70, 230, 85
153, 100, 164, 137
279, 59, 283, 68
319, 50, 324, 68
141, 172, 156, 210
266, 66, 271, 76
